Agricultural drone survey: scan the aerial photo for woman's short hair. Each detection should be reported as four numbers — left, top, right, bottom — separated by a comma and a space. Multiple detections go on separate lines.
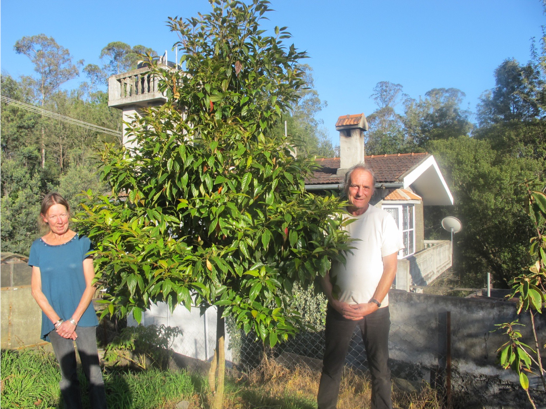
40, 192, 70, 216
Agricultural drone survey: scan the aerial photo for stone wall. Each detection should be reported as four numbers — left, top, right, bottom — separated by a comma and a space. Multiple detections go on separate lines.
389, 290, 545, 385
1, 253, 46, 349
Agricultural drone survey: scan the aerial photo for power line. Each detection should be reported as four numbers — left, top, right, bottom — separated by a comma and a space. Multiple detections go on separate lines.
1, 95, 122, 140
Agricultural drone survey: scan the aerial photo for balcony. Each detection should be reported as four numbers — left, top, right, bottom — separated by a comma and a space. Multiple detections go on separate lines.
395, 240, 452, 291
108, 67, 167, 109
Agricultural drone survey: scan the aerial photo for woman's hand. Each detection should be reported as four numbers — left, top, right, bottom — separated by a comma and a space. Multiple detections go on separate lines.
56, 320, 78, 340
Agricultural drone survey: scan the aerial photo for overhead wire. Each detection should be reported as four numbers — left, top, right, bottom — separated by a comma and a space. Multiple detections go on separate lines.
1, 95, 122, 140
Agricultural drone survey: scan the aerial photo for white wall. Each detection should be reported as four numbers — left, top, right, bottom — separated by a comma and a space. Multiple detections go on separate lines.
128, 303, 232, 363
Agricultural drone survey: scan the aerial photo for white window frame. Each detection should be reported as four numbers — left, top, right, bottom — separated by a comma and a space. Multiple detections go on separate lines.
382, 203, 416, 258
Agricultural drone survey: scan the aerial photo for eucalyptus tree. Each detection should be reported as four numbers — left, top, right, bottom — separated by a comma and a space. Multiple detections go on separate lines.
366, 81, 409, 155
271, 64, 334, 158
77, 1, 349, 407
14, 34, 82, 168
404, 88, 473, 148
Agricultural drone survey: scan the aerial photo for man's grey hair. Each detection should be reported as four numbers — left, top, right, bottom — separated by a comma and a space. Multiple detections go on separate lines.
343, 163, 376, 196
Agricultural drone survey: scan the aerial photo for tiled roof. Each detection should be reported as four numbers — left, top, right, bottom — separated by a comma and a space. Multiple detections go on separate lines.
335, 114, 366, 128
306, 152, 430, 186
383, 189, 422, 201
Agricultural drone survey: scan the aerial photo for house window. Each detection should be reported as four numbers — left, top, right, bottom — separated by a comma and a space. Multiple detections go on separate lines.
383, 204, 415, 258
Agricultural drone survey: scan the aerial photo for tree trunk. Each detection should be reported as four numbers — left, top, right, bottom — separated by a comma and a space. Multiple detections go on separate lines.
209, 306, 225, 409
41, 89, 46, 169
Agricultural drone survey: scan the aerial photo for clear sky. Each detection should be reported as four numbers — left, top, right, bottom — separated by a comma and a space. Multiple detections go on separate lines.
2, 0, 544, 147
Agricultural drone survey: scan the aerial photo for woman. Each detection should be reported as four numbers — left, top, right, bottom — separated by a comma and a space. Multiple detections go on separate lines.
29, 192, 108, 409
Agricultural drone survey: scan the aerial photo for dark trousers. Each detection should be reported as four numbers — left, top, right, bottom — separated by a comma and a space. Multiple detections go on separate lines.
49, 326, 108, 409
317, 305, 392, 409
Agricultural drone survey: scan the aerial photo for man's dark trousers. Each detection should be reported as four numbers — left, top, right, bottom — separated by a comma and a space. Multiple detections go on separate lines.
317, 305, 392, 409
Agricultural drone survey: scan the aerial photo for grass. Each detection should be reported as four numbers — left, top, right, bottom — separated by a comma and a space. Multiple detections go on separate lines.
220, 357, 444, 409
1, 348, 196, 408
1, 348, 446, 409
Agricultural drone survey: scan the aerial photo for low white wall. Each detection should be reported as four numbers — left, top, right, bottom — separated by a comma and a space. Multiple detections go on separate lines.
128, 303, 232, 363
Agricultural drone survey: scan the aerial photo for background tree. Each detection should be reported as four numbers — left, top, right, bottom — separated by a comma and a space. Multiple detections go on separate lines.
270, 64, 334, 158
1, 147, 43, 254
1, 81, 119, 254
427, 136, 542, 286
76, 1, 349, 408
404, 87, 473, 148
14, 34, 82, 168
99, 42, 157, 77
365, 81, 409, 155
476, 58, 546, 161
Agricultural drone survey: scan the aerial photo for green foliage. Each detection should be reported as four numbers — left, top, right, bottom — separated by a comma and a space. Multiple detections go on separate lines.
477, 59, 544, 126
1, 149, 43, 254
428, 136, 540, 286
100, 41, 157, 76
1, 70, 121, 253
495, 321, 534, 391
495, 187, 546, 407
14, 33, 81, 104
269, 64, 334, 158
404, 88, 473, 148
76, 0, 350, 352
366, 81, 413, 155
291, 282, 327, 332
104, 324, 183, 370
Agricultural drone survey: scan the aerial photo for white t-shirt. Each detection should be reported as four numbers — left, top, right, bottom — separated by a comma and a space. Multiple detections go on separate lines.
330, 205, 403, 307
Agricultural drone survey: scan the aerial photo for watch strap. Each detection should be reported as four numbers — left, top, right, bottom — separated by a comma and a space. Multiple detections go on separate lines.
369, 298, 381, 308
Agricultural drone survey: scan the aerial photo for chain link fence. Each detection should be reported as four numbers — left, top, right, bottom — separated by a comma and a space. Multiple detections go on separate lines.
226, 287, 546, 408
127, 284, 546, 407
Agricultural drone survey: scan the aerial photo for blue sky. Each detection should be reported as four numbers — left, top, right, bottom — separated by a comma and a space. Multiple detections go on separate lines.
2, 0, 544, 147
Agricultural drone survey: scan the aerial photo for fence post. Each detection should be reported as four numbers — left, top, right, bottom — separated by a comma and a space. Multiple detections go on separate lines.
446, 311, 452, 409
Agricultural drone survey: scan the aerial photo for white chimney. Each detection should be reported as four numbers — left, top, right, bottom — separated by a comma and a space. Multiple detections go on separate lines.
335, 113, 368, 176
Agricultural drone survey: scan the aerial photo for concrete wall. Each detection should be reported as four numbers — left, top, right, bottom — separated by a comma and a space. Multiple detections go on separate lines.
128, 303, 233, 363
389, 290, 544, 384
1, 254, 47, 349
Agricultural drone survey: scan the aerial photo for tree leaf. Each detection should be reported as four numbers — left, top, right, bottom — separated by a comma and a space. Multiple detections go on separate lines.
241, 172, 252, 192
519, 372, 529, 390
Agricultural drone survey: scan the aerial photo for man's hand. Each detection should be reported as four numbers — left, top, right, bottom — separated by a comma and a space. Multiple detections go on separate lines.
343, 302, 379, 321
331, 299, 378, 320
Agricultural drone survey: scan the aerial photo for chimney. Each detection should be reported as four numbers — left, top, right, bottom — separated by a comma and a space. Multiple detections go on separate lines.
335, 113, 368, 176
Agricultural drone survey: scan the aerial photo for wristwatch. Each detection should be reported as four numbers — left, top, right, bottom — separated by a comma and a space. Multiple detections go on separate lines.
369, 298, 381, 308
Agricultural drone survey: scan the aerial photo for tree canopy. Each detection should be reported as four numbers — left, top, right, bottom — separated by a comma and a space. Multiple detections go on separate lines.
75, 1, 349, 406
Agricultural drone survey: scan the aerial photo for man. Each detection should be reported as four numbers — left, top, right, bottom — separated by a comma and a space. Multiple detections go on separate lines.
317, 163, 403, 409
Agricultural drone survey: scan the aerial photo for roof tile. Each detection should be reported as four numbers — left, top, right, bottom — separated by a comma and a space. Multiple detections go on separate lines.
307, 153, 430, 185
335, 114, 365, 128
383, 189, 422, 201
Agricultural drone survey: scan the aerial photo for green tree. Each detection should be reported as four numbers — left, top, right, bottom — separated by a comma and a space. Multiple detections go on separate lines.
76, 2, 349, 407
99, 41, 157, 77
404, 88, 473, 148
271, 65, 334, 158
495, 185, 546, 409
366, 81, 410, 155
428, 136, 542, 286
477, 59, 543, 126
1, 74, 41, 159
1, 148, 43, 255
14, 34, 82, 168
476, 59, 546, 161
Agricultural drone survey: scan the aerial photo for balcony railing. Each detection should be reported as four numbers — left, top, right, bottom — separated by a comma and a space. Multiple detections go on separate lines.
108, 67, 167, 108
395, 240, 452, 291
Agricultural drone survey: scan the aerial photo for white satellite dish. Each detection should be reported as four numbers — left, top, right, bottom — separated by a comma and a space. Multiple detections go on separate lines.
442, 217, 462, 265
442, 216, 462, 234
